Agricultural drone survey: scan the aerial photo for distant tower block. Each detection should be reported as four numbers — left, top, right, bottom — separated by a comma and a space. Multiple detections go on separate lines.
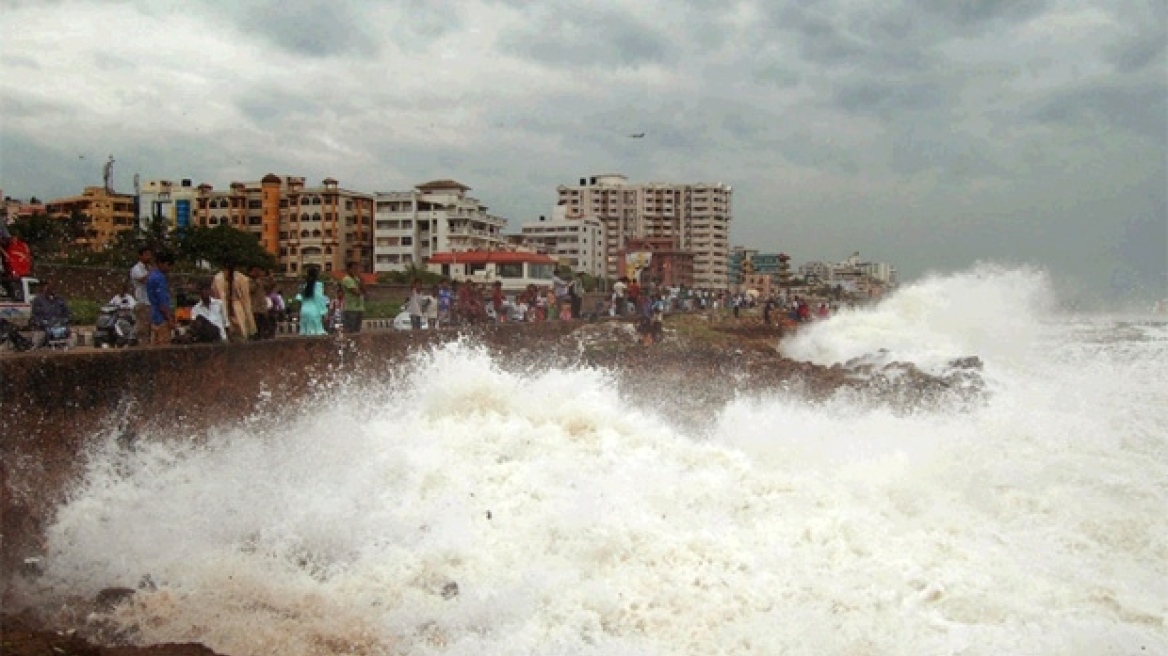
778, 253, 792, 286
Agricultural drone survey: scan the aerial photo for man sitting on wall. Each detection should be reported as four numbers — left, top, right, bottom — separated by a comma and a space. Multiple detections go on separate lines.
29, 280, 70, 328
188, 281, 228, 343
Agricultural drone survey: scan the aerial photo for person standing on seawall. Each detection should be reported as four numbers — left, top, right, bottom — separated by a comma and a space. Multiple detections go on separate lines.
296, 266, 328, 336
129, 246, 153, 343
405, 278, 426, 330
248, 265, 274, 339
213, 260, 255, 342
146, 251, 176, 345
341, 261, 366, 334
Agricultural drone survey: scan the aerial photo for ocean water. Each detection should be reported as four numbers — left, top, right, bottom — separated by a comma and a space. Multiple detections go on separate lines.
35, 266, 1168, 655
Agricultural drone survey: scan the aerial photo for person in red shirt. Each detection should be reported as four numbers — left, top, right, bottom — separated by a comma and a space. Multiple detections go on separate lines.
1, 234, 33, 300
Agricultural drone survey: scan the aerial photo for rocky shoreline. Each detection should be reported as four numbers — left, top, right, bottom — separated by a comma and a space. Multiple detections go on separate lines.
1, 315, 985, 656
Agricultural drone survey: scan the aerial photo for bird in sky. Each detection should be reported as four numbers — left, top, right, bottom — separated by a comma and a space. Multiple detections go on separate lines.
628, 132, 645, 138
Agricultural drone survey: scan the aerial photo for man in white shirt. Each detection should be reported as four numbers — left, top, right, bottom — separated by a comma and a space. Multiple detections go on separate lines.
109, 284, 137, 311
189, 282, 227, 342
612, 277, 627, 316
129, 247, 153, 342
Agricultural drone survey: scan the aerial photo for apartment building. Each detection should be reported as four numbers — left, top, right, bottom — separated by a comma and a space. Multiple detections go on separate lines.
519, 209, 605, 277
138, 178, 200, 231
372, 180, 508, 274
555, 173, 732, 289
799, 253, 898, 295
45, 186, 136, 250
193, 175, 374, 275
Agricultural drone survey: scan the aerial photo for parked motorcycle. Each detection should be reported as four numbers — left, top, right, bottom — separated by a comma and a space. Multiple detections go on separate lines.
93, 304, 137, 348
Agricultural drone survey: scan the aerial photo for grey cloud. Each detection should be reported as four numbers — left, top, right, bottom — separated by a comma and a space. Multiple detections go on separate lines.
498, 6, 673, 69
235, 87, 324, 125
887, 127, 1004, 180
0, 91, 72, 120
763, 3, 938, 74
907, 0, 1050, 29
92, 51, 136, 72
1030, 80, 1168, 138
833, 78, 946, 118
238, 0, 379, 57
0, 53, 41, 70
1107, 29, 1167, 74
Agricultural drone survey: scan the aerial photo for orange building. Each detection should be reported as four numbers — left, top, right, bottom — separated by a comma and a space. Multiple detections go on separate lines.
193, 175, 373, 275
45, 186, 137, 250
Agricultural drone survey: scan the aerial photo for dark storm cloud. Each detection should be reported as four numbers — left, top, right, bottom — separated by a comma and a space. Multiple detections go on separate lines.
1030, 80, 1168, 138
0, 91, 72, 120
833, 78, 947, 118
909, 0, 1051, 28
1107, 28, 1168, 73
497, 5, 673, 69
235, 88, 325, 125
238, 0, 379, 57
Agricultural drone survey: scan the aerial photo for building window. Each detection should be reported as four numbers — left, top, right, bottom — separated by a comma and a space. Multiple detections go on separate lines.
312, 213, 321, 221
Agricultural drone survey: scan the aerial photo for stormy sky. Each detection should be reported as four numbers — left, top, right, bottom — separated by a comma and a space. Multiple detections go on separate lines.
1, 0, 1164, 305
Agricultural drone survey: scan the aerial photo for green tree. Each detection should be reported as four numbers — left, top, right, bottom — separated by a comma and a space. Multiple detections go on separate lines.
176, 224, 277, 271
8, 212, 69, 256
377, 262, 441, 285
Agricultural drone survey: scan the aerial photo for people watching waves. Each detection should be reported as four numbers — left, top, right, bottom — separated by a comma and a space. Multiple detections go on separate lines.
405, 278, 427, 330
213, 260, 255, 342
146, 252, 176, 345
1, 232, 33, 300
342, 262, 366, 334
249, 265, 275, 340
189, 281, 228, 343
296, 266, 328, 336
129, 246, 153, 342
29, 279, 70, 329
108, 284, 137, 311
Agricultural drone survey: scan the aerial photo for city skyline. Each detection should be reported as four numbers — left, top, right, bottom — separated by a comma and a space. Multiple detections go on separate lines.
1, 0, 1164, 305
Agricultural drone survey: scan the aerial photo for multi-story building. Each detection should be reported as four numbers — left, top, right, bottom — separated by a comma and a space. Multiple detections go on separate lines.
623, 237, 695, 288
519, 206, 605, 276
1, 196, 47, 223
728, 247, 760, 285
372, 179, 508, 274
555, 174, 733, 289
193, 175, 374, 275
138, 179, 200, 231
798, 261, 832, 284
45, 186, 136, 250
796, 253, 897, 296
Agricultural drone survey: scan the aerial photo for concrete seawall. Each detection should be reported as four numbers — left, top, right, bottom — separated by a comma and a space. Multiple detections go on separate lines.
0, 323, 580, 588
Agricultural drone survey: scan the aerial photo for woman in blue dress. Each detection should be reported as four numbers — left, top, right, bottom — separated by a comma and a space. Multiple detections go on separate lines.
296, 266, 328, 336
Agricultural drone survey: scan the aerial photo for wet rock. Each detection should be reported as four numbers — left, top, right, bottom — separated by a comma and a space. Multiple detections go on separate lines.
95, 587, 136, 612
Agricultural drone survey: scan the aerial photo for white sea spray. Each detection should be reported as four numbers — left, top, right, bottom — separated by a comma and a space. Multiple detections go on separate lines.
36, 266, 1168, 655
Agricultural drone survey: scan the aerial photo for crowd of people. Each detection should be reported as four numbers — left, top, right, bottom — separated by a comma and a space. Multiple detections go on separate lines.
3, 227, 838, 352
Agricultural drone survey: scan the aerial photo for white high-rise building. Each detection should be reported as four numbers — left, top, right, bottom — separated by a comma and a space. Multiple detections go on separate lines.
519, 204, 605, 277
372, 179, 508, 273
555, 174, 733, 289
138, 178, 201, 231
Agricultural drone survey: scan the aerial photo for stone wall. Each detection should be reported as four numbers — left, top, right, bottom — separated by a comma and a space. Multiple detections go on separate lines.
0, 324, 578, 586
